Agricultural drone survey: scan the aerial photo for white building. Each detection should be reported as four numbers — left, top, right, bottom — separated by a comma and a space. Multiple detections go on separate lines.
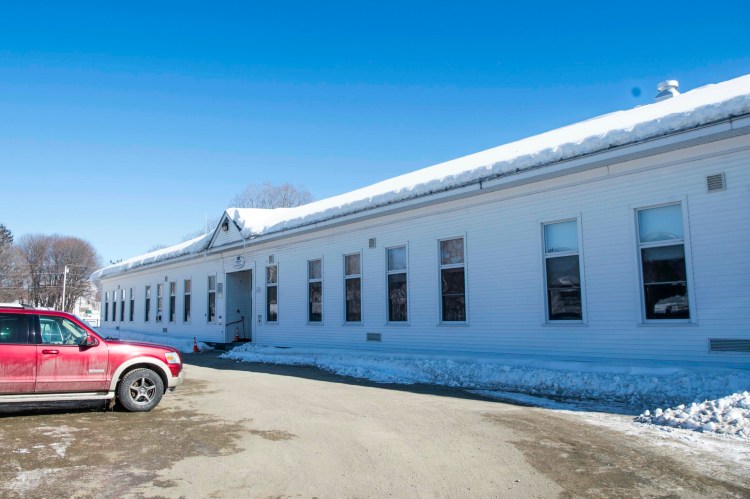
92, 74, 750, 367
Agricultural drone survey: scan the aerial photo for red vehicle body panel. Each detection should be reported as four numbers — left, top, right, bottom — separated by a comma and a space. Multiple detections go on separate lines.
35, 343, 110, 393
0, 345, 36, 394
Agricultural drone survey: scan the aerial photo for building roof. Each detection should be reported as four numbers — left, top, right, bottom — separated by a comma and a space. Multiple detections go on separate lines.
92, 73, 750, 280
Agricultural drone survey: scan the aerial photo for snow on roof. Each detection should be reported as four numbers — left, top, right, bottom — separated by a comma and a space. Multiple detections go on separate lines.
93, 74, 750, 280
92, 232, 213, 280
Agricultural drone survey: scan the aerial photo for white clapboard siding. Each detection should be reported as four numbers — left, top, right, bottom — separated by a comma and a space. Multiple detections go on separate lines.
98, 134, 750, 366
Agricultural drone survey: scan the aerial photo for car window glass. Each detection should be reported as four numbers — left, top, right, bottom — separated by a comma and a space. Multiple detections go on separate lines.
39, 316, 89, 345
0, 313, 31, 344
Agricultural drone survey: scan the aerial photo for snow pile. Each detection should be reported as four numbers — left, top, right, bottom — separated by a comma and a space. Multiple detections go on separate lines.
92, 74, 750, 279
636, 392, 750, 438
94, 327, 213, 353
221, 344, 750, 410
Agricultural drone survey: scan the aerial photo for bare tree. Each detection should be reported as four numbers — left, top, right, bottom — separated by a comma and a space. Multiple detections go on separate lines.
229, 181, 313, 209
16, 234, 102, 312
180, 182, 314, 242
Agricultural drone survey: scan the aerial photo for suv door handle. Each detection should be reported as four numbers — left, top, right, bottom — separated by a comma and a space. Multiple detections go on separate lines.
42, 349, 60, 355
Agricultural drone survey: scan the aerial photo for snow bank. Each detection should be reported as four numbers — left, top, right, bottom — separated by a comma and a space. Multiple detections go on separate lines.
220, 344, 750, 411
636, 392, 750, 438
92, 74, 750, 278
95, 327, 213, 353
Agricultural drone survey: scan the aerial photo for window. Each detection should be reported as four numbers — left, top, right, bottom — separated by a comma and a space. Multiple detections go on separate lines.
156, 283, 163, 322
439, 237, 466, 322
104, 292, 109, 322
344, 253, 361, 323
637, 204, 690, 320
183, 279, 191, 322
39, 315, 88, 346
387, 246, 408, 322
112, 291, 117, 324
266, 266, 278, 322
543, 221, 583, 321
0, 313, 30, 344
144, 286, 151, 321
208, 275, 216, 323
308, 259, 322, 322
129, 288, 134, 322
169, 282, 176, 322
119, 290, 124, 322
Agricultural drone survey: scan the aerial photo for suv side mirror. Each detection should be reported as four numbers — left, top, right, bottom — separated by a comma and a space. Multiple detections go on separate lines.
82, 335, 99, 348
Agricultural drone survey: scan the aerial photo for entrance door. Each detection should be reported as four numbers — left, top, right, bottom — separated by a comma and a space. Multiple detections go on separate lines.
225, 269, 252, 342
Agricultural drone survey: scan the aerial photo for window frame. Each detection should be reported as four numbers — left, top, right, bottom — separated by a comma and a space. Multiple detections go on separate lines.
437, 235, 468, 325
265, 265, 278, 324
111, 291, 117, 324
155, 283, 163, 323
634, 201, 695, 324
183, 278, 191, 323
207, 275, 217, 323
541, 218, 586, 324
385, 244, 409, 324
344, 252, 362, 324
168, 281, 176, 322
129, 288, 134, 322
119, 289, 125, 322
144, 285, 151, 322
104, 292, 109, 322
306, 258, 323, 324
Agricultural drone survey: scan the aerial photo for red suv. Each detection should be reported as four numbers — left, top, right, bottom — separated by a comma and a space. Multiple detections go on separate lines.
0, 305, 184, 412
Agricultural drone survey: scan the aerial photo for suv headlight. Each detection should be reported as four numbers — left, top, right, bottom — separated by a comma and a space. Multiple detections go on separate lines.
165, 352, 181, 364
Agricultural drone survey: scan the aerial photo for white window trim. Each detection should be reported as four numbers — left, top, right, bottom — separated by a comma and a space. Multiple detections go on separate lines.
111, 291, 117, 324
540, 217, 587, 325
633, 200, 696, 325
144, 285, 151, 323
343, 252, 363, 325
437, 235, 469, 325
385, 243, 410, 325
307, 258, 324, 325
128, 287, 135, 322
168, 281, 176, 323
207, 274, 217, 324
120, 289, 125, 322
104, 292, 109, 323
155, 283, 163, 323
265, 264, 279, 325
183, 278, 192, 324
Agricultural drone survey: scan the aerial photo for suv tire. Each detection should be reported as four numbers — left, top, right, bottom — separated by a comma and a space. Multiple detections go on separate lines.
117, 368, 164, 412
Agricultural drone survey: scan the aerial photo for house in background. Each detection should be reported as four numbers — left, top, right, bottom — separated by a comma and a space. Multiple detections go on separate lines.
92, 74, 750, 367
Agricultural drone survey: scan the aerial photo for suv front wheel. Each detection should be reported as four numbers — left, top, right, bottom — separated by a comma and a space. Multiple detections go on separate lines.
117, 368, 164, 412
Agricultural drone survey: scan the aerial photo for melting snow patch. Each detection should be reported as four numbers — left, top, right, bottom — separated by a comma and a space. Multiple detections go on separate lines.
94, 328, 213, 354
636, 391, 750, 439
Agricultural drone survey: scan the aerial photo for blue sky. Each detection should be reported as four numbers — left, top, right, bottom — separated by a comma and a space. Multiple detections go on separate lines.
1, 1, 749, 266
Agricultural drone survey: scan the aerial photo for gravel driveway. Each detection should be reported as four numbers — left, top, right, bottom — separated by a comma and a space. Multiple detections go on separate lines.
1, 352, 747, 498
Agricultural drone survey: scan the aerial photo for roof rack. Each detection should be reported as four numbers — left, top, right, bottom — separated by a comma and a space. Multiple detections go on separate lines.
0, 303, 36, 310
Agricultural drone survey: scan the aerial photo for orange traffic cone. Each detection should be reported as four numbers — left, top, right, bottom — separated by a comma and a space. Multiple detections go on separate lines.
233, 328, 240, 342
193, 337, 199, 353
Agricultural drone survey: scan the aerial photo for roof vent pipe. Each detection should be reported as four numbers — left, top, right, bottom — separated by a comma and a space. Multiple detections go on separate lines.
655, 80, 680, 102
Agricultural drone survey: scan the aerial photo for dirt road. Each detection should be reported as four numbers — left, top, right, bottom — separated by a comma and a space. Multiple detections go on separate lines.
1, 352, 747, 498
